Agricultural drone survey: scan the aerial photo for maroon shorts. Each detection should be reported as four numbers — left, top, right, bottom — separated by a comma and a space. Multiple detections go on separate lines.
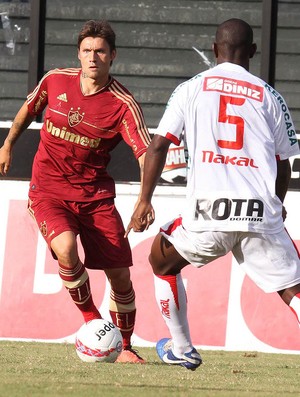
28, 197, 132, 269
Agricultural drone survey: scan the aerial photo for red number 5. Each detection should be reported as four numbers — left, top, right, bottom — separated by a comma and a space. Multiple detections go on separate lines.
218, 95, 245, 150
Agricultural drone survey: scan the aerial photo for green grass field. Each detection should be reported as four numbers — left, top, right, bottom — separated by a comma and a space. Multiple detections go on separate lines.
0, 341, 299, 397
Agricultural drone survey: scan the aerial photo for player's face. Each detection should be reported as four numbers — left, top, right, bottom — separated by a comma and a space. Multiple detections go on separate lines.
78, 37, 116, 82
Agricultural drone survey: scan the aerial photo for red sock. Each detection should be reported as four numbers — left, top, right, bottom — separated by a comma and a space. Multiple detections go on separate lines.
58, 261, 101, 323
109, 284, 136, 349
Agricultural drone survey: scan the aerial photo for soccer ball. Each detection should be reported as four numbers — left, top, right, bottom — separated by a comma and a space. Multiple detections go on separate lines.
75, 319, 123, 363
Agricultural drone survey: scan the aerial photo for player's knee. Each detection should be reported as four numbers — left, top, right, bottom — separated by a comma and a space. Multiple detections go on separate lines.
51, 232, 78, 266
106, 268, 131, 291
149, 252, 169, 276
52, 242, 77, 266
278, 284, 300, 305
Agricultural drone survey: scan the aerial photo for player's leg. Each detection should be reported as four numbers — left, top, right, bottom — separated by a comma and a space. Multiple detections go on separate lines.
28, 197, 100, 323
51, 231, 101, 323
233, 230, 300, 327
104, 267, 136, 348
278, 284, 300, 326
150, 232, 192, 353
150, 225, 236, 369
104, 267, 144, 363
79, 198, 145, 363
149, 233, 202, 370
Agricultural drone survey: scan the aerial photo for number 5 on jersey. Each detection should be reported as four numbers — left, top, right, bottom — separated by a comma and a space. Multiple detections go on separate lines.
218, 95, 245, 150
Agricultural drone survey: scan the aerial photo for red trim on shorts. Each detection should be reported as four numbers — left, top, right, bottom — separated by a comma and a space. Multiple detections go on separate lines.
160, 217, 182, 236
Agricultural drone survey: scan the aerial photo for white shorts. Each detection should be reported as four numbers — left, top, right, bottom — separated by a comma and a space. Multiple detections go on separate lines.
160, 218, 300, 293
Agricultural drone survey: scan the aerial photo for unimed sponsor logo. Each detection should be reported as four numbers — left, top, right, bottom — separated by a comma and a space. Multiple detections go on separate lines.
204, 76, 264, 102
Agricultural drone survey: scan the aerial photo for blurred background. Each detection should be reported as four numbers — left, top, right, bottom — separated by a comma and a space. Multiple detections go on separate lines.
0, 0, 299, 187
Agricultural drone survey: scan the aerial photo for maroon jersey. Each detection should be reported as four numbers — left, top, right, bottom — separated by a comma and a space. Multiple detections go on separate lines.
27, 68, 150, 201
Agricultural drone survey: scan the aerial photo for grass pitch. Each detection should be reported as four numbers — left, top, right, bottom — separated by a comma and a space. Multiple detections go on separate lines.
0, 341, 299, 397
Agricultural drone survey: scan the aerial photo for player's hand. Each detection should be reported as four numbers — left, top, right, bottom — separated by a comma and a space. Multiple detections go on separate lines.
125, 201, 155, 237
0, 145, 12, 176
282, 205, 287, 222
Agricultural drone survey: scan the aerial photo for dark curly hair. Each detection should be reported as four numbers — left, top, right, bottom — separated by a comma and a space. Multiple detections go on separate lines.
77, 20, 116, 52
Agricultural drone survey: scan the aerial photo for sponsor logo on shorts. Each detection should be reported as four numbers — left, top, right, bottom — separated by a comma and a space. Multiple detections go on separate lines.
195, 198, 264, 222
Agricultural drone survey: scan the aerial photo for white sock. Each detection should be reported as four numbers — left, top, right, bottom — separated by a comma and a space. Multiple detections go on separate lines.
289, 293, 300, 326
154, 273, 193, 356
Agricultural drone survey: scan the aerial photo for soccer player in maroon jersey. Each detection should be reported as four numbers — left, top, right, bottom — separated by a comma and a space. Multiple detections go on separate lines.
0, 20, 151, 363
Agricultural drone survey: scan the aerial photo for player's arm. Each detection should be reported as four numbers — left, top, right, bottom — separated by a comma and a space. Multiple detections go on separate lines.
137, 152, 145, 190
0, 101, 35, 175
275, 158, 291, 203
125, 135, 171, 235
275, 158, 291, 221
135, 152, 146, 207
140, 135, 171, 201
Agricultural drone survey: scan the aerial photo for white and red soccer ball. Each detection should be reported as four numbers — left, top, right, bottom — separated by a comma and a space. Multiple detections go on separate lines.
75, 319, 123, 363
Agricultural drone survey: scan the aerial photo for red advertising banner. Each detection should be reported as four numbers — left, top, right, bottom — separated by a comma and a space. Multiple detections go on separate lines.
0, 181, 299, 353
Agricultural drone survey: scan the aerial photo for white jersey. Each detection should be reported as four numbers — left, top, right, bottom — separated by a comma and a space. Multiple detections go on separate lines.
156, 63, 299, 233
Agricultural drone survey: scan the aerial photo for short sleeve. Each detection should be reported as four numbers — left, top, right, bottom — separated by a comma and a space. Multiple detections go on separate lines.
268, 87, 300, 160
155, 83, 186, 146
27, 71, 50, 116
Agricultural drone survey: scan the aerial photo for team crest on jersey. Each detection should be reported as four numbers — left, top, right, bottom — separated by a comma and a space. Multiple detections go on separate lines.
39, 221, 48, 237
68, 107, 84, 127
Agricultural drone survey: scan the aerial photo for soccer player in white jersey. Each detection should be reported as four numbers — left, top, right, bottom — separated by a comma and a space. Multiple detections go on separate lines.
126, 19, 300, 370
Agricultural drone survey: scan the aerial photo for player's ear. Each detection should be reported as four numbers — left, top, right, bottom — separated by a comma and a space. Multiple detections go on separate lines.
249, 43, 257, 58
110, 49, 116, 66
212, 42, 218, 58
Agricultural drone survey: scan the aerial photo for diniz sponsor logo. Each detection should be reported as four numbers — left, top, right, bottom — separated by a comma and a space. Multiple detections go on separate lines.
202, 150, 258, 168
160, 299, 171, 319
163, 146, 186, 171
46, 120, 101, 148
195, 198, 264, 222
204, 77, 264, 102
